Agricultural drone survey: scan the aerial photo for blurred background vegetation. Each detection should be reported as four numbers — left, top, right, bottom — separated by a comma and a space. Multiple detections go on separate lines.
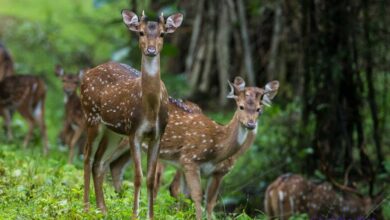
0, 0, 389, 218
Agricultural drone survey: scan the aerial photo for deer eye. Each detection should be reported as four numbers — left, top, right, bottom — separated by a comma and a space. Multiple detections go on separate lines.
239, 105, 244, 110
160, 32, 165, 38
139, 31, 145, 36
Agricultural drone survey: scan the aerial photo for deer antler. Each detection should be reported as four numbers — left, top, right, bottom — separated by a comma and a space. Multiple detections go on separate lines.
141, 10, 146, 21
343, 163, 354, 186
159, 12, 164, 23
321, 162, 365, 197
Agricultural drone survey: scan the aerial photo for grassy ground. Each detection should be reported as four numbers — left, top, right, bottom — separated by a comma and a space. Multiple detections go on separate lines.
0, 142, 196, 219
0, 142, 265, 219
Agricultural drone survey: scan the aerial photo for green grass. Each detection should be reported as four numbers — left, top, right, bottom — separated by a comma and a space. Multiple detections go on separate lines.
0, 143, 197, 219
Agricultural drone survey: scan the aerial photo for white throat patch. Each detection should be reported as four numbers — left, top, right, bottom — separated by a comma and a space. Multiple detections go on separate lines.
237, 123, 257, 145
237, 124, 249, 145
143, 56, 159, 76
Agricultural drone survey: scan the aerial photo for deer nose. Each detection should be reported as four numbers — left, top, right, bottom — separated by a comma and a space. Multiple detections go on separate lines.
147, 46, 156, 55
246, 120, 257, 130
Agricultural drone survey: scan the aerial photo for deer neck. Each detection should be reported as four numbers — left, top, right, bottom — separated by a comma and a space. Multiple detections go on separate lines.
141, 55, 162, 119
64, 91, 78, 104
216, 112, 257, 161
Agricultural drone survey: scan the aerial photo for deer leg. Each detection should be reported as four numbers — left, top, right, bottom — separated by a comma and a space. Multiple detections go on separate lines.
83, 125, 98, 212
183, 165, 203, 220
129, 135, 143, 219
63, 124, 73, 146
153, 161, 165, 200
205, 173, 224, 220
110, 149, 131, 193
92, 131, 109, 214
68, 126, 83, 164
22, 117, 35, 149
3, 109, 13, 140
146, 138, 161, 220
33, 100, 48, 155
169, 170, 183, 199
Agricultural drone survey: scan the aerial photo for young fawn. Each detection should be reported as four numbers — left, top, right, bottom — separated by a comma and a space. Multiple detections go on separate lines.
264, 173, 384, 219
80, 10, 183, 219
55, 65, 86, 163
0, 75, 48, 154
156, 77, 279, 220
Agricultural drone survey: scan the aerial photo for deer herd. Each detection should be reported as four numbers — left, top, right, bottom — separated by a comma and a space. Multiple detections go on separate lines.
0, 9, 385, 220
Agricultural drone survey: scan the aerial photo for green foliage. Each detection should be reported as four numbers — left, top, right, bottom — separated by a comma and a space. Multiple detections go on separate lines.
288, 213, 309, 220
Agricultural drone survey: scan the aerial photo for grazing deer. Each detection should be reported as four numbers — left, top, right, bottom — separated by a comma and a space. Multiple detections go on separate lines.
55, 65, 85, 163
151, 77, 279, 220
0, 75, 48, 154
80, 10, 183, 219
264, 173, 384, 220
0, 43, 14, 81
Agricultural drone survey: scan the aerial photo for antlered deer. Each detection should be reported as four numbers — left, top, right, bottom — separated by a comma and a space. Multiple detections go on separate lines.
0, 75, 48, 154
55, 65, 85, 163
80, 10, 183, 219
264, 173, 384, 220
0, 43, 14, 81
153, 77, 279, 220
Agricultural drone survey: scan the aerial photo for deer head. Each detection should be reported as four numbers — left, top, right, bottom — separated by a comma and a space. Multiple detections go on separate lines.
121, 10, 183, 57
55, 65, 83, 96
227, 77, 279, 130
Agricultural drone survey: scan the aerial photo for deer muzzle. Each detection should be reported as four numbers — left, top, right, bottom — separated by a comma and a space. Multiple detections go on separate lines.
246, 120, 257, 130
146, 46, 157, 56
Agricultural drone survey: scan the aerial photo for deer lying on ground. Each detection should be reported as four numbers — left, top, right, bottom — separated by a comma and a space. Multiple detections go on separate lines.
0, 43, 14, 81
80, 10, 183, 219
0, 75, 48, 154
55, 65, 86, 163
264, 173, 384, 220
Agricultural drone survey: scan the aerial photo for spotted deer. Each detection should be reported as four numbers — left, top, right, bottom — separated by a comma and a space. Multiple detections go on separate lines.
149, 77, 279, 220
0, 75, 48, 154
0, 43, 14, 81
55, 65, 86, 163
152, 78, 279, 219
80, 10, 183, 219
264, 173, 384, 220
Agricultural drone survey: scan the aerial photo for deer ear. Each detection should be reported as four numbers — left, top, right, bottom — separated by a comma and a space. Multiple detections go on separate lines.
262, 80, 279, 106
122, 10, 140, 32
55, 65, 64, 77
165, 13, 183, 33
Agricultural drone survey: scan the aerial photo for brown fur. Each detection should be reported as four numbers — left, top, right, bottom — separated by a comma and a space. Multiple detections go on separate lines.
264, 174, 383, 219
80, 10, 183, 219
0, 43, 14, 81
0, 75, 48, 154
55, 66, 86, 163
